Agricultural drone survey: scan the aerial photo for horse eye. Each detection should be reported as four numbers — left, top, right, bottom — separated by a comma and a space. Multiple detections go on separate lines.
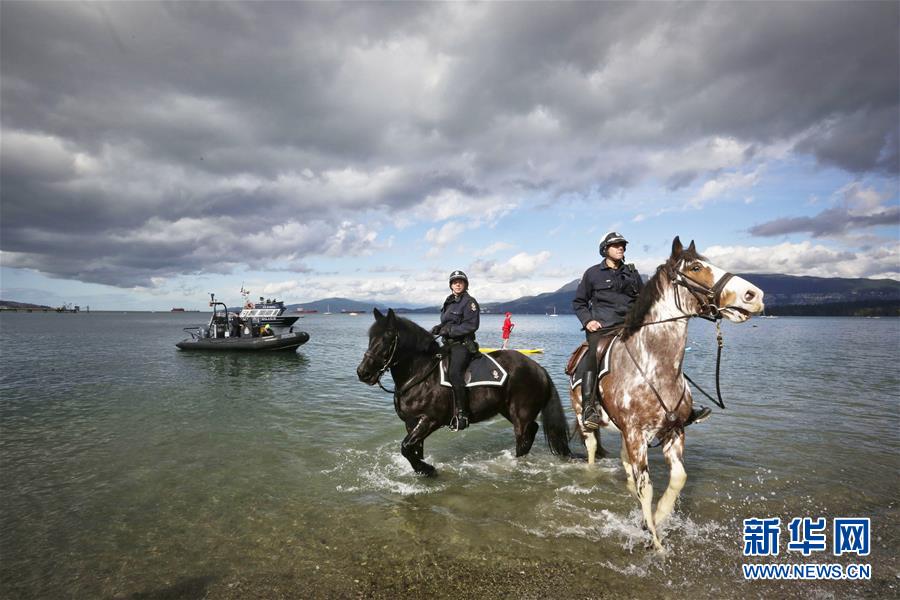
691, 264, 702, 272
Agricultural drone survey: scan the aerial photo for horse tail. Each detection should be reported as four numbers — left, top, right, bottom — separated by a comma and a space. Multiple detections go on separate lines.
541, 375, 572, 457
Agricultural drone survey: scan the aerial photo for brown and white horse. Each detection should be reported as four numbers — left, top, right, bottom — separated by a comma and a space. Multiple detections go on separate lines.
569, 237, 764, 551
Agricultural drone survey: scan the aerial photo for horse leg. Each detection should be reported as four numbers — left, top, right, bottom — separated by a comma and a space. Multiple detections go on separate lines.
404, 422, 424, 461
571, 387, 598, 464
654, 431, 686, 528
620, 440, 636, 495
625, 434, 664, 552
401, 416, 440, 476
514, 421, 540, 457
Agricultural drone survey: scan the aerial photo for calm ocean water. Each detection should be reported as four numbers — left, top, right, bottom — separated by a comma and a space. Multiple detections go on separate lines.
1, 311, 898, 598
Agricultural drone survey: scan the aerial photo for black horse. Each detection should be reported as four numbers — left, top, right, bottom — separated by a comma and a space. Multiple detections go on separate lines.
357, 308, 571, 475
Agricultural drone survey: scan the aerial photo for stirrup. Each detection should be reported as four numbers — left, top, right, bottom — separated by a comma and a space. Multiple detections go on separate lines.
685, 406, 712, 426
581, 405, 602, 431
450, 414, 469, 432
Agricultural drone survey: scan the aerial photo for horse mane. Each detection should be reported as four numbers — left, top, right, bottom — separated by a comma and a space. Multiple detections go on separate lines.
621, 244, 706, 339
369, 313, 441, 355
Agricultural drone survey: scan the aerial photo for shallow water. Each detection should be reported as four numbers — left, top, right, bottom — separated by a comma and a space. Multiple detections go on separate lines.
1, 312, 897, 598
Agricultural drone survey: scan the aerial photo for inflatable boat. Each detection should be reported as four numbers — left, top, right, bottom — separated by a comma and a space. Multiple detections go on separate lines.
176, 293, 309, 352
176, 330, 309, 351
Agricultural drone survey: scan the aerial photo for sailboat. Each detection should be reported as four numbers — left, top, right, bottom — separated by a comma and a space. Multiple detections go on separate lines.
323, 304, 332, 315
548, 306, 559, 317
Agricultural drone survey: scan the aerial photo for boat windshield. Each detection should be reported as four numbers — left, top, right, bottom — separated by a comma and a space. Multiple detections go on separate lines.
240, 308, 281, 318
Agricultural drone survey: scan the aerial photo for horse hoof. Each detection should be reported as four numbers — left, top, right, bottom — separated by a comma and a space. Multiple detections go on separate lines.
417, 464, 436, 477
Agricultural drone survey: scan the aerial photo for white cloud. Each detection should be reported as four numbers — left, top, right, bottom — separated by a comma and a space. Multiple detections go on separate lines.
476, 241, 514, 257
469, 250, 552, 283
689, 168, 762, 208
424, 221, 470, 257
703, 240, 900, 279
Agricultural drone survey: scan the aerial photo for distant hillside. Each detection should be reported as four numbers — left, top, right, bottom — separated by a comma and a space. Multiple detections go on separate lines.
736, 274, 900, 306
0, 300, 53, 309
286, 297, 390, 314
479, 274, 900, 316
767, 299, 900, 317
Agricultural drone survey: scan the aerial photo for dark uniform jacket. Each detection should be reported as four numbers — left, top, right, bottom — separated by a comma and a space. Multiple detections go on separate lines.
440, 291, 480, 340
572, 261, 643, 328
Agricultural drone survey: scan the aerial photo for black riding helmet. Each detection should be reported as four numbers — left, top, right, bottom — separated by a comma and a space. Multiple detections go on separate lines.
448, 270, 468, 289
599, 231, 628, 256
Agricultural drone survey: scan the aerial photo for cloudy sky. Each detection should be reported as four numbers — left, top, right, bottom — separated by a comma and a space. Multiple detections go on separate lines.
1, 1, 898, 310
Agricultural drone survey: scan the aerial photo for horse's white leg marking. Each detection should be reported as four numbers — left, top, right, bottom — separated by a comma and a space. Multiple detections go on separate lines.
654, 432, 686, 527
634, 466, 664, 552
627, 437, 664, 552
620, 440, 636, 495
585, 429, 597, 465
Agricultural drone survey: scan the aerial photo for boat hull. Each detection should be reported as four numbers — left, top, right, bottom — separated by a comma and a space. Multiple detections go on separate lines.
176, 331, 309, 351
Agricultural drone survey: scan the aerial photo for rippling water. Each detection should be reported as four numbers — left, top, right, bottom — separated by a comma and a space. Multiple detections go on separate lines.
1, 312, 897, 598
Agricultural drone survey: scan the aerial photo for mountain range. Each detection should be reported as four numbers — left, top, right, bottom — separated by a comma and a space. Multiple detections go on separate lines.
3, 274, 898, 317
285, 274, 900, 317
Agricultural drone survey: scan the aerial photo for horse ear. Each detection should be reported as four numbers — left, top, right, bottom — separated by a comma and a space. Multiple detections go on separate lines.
671, 236, 683, 258
386, 308, 396, 325
373, 308, 384, 321
687, 240, 697, 254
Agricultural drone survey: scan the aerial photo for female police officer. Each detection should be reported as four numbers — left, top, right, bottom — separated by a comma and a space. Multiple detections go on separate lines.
431, 270, 479, 431
573, 232, 710, 430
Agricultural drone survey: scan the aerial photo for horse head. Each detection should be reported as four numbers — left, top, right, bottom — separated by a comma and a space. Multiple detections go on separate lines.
357, 308, 438, 385
357, 308, 400, 385
668, 236, 764, 322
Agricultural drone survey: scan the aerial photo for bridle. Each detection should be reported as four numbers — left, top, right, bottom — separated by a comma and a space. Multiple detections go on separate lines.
670, 259, 736, 322
618, 259, 736, 428
364, 330, 441, 397
363, 332, 400, 394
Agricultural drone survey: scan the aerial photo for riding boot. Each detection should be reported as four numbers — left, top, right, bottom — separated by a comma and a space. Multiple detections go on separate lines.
581, 371, 602, 431
451, 384, 470, 431
684, 406, 712, 426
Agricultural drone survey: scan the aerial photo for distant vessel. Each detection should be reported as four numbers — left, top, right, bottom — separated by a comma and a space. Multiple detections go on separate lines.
323, 304, 332, 315
171, 308, 185, 312
548, 306, 559, 317
296, 308, 318, 314
238, 289, 299, 333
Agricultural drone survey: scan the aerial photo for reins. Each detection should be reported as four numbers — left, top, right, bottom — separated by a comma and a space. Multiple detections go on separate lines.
367, 333, 443, 398
610, 262, 733, 425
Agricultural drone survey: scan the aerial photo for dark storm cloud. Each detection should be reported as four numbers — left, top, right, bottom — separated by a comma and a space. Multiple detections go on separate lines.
749, 205, 900, 238
1, 1, 897, 287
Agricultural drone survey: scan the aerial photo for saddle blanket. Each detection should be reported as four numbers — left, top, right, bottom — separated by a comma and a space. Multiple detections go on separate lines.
568, 336, 618, 390
440, 353, 508, 388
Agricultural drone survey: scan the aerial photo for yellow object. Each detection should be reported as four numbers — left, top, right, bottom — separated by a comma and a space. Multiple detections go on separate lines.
479, 348, 543, 354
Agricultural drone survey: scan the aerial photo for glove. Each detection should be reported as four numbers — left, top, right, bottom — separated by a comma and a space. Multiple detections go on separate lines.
430, 325, 443, 335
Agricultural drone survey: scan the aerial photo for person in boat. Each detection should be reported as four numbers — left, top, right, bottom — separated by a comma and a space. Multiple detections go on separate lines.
431, 270, 480, 431
230, 314, 243, 338
260, 323, 274, 336
572, 231, 711, 430
501, 312, 514, 349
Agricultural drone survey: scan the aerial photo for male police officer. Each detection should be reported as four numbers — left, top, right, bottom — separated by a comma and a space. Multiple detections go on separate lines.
431, 270, 480, 431
573, 232, 711, 430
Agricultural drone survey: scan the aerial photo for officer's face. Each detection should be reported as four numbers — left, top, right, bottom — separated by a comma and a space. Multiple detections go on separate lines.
607, 243, 626, 260
450, 279, 466, 294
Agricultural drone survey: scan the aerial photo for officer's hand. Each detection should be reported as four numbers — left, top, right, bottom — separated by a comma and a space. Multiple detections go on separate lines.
430, 325, 443, 335
585, 320, 602, 332
439, 325, 451, 337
